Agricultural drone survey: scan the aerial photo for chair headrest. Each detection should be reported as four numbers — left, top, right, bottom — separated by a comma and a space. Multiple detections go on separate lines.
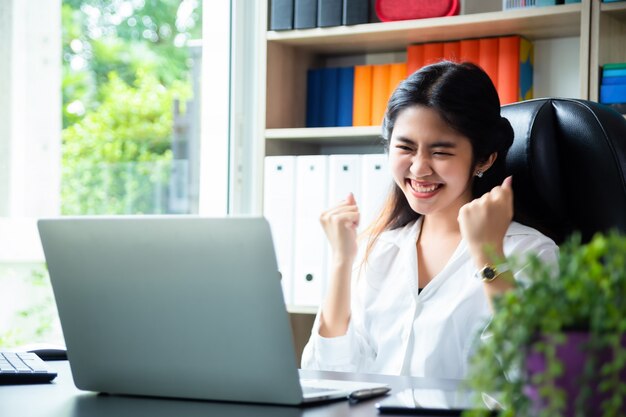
501, 98, 626, 244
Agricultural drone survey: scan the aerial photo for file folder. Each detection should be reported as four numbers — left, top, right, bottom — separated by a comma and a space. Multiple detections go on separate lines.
326, 155, 362, 283
407, 44, 425, 76
388, 63, 407, 99
293, 156, 329, 307
360, 154, 391, 230
353, 65, 373, 126
337, 67, 355, 127
497, 35, 533, 105
328, 154, 362, 211
295, 0, 317, 29
423, 42, 444, 66
318, 0, 342, 27
321, 67, 340, 127
479, 37, 499, 88
443, 41, 461, 62
343, 0, 369, 25
264, 156, 297, 305
460, 39, 479, 65
371, 64, 391, 126
270, 0, 294, 30
306, 69, 323, 127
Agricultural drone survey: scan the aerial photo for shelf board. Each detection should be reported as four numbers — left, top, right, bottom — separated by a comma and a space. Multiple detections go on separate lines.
601, 1, 626, 19
267, 4, 583, 54
266, 126, 382, 144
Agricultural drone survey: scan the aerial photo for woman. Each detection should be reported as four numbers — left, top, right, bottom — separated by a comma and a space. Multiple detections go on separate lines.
301, 61, 558, 378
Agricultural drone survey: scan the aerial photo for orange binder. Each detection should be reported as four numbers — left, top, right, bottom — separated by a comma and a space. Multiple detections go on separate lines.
497, 36, 520, 104
498, 36, 520, 105
460, 39, 480, 65
479, 37, 499, 88
353, 65, 373, 126
371, 64, 391, 126
388, 62, 407, 98
443, 41, 461, 62
497, 35, 533, 105
406, 44, 424, 76
497, 35, 534, 104
423, 42, 444, 66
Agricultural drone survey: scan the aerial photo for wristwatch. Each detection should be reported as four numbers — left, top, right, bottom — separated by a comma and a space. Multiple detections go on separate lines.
475, 264, 504, 282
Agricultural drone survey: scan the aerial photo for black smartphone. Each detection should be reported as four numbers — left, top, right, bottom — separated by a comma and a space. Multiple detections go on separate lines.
375, 388, 502, 416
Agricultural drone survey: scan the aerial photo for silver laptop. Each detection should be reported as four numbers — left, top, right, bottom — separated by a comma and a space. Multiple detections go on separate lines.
38, 216, 386, 405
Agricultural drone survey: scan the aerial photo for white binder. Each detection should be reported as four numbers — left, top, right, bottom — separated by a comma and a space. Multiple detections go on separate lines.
327, 154, 362, 207
263, 156, 297, 305
360, 154, 391, 230
293, 155, 329, 307
326, 155, 362, 287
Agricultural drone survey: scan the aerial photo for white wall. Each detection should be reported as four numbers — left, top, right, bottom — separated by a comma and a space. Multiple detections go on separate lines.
534, 37, 582, 100
0, 0, 61, 261
198, 0, 232, 215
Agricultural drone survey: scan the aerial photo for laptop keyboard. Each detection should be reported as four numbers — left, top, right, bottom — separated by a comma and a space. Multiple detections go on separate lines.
0, 351, 58, 384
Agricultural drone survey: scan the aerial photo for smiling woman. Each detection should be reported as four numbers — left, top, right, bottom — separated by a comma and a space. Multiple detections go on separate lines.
301, 61, 559, 379
388, 106, 483, 219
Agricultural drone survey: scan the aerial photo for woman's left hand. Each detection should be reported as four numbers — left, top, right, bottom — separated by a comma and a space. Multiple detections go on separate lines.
458, 176, 514, 262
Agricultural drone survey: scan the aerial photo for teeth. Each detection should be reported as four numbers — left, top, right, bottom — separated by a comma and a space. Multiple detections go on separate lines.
411, 180, 439, 193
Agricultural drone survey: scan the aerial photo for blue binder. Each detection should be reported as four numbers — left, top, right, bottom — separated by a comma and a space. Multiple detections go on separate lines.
337, 67, 354, 127
295, 0, 317, 29
320, 67, 339, 127
602, 76, 626, 85
600, 84, 626, 104
306, 69, 323, 127
318, 0, 342, 27
603, 68, 626, 78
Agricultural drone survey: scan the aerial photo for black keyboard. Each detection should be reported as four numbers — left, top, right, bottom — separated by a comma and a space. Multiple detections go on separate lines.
0, 351, 57, 384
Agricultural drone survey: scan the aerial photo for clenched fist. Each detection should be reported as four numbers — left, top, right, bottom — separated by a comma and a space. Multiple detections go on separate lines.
320, 193, 360, 266
458, 176, 513, 262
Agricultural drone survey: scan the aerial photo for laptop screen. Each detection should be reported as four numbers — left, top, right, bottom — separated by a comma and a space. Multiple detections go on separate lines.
39, 216, 306, 404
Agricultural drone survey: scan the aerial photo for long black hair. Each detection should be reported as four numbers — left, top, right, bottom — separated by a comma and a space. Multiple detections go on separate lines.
363, 61, 514, 257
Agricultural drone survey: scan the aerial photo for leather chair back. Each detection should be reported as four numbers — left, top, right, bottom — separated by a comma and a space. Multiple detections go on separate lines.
501, 98, 626, 244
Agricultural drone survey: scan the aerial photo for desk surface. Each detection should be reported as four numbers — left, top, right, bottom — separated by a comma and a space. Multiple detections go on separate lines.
0, 361, 465, 417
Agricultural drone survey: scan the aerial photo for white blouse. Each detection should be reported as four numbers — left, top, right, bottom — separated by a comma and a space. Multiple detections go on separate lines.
301, 218, 558, 378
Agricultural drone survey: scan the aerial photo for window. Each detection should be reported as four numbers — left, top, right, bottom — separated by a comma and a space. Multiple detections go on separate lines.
0, 0, 234, 348
62, 0, 203, 215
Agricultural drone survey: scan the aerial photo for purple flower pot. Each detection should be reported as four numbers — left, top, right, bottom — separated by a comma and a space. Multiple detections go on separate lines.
524, 331, 626, 417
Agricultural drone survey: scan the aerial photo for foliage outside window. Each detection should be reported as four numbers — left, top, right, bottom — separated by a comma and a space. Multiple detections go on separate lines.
0, 265, 59, 348
61, 0, 202, 215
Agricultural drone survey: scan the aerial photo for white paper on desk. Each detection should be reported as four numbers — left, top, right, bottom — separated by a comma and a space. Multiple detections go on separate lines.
293, 155, 329, 307
263, 156, 297, 305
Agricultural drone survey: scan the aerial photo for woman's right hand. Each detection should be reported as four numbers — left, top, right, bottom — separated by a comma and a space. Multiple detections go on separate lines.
319, 193, 360, 266
319, 193, 359, 337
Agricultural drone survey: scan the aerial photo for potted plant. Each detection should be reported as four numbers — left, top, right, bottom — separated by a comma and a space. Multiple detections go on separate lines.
466, 232, 626, 417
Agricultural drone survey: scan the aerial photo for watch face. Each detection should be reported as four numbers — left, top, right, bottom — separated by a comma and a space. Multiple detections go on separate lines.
483, 267, 496, 280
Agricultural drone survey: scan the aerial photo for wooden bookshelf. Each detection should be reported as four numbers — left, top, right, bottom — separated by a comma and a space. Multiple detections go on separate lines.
258, 0, 601, 315
601, 1, 626, 15
267, 4, 584, 53
589, 0, 626, 101
264, 2, 591, 134
266, 126, 380, 142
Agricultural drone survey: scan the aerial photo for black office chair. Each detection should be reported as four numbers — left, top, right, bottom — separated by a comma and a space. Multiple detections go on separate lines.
499, 98, 626, 245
